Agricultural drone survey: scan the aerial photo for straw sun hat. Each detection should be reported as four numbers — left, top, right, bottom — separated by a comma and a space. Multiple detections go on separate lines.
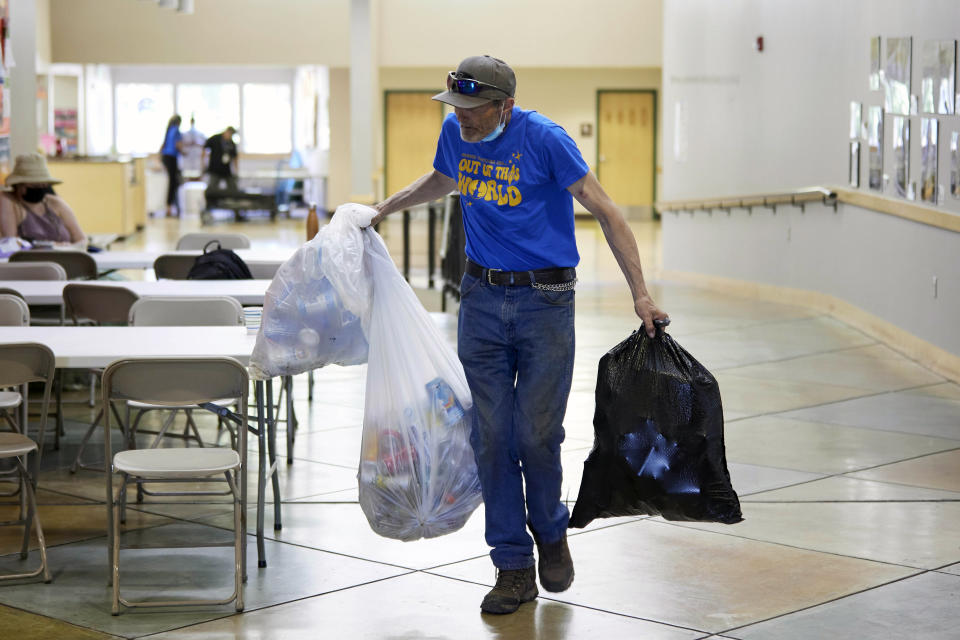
5, 153, 62, 187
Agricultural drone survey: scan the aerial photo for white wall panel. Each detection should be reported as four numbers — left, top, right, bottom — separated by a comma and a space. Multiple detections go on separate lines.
661, 0, 960, 359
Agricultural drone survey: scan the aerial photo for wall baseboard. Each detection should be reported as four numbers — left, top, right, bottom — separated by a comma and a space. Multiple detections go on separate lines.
664, 270, 960, 384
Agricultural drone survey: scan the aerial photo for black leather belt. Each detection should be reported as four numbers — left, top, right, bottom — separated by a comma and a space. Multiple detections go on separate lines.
465, 260, 576, 286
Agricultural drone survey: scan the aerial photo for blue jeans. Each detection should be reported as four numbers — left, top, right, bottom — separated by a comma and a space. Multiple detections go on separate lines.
457, 271, 575, 570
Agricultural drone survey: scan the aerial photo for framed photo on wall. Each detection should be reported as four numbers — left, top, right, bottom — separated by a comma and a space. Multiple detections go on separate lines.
885, 37, 912, 115
892, 116, 910, 198
867, 106, 884, 190
919, 118, 938, 203
951, 131, 959, 199
850, 102, 862, 139
869, 36, 881, 91
920, 40, 956, 115
849, 141, 861, 187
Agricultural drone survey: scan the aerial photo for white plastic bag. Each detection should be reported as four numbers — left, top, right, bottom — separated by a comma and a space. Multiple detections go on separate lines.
249, 204, 377, 380
358, 229, 482, 541
0, 237, 31, 258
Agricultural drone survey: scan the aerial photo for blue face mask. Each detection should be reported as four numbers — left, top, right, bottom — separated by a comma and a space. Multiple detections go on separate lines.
479, 105, 507, 142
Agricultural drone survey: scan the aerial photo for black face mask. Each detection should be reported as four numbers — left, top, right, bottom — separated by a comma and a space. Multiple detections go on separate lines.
21, 187, 48, 203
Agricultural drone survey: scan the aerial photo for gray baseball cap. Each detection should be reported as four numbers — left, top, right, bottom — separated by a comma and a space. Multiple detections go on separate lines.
432, 55, 516, 108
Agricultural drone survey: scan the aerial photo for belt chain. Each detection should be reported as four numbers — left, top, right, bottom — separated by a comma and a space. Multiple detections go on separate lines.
531, 278, 577, 292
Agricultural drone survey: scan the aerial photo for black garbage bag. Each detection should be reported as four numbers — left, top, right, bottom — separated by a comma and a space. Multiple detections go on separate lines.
569, 327, 742, 527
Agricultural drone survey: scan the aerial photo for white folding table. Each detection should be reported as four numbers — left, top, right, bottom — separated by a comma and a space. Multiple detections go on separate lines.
0, 326, 281, 575
91, 249, 294, 273
2, 279, 272, 307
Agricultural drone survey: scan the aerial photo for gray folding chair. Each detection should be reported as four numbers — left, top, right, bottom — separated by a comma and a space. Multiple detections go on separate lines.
0, 270, 65, 328
125, 296, 244, 455
0, 343, 55, 584
176, 232, 251, 250
0, 261, 67, 281
0, 293, 29, 327
9, 250, 98, 280
63, 283, 139, 326
0, 287, 24, 300
61, 284, 139, 471
247, 263, 280, 279
0, 295, 30, 440
0, 282, 62, 442
153, 254, 196, 280
0, 287, 25, 299
103, 357, 247, 614
128, 296, 244, 327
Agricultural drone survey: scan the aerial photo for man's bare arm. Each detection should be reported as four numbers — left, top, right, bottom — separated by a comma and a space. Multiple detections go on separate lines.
372, 170, 457, 225
568, 172, 668, 337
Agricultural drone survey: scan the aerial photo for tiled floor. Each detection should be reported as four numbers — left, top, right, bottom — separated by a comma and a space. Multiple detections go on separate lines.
1, 208, 958, 638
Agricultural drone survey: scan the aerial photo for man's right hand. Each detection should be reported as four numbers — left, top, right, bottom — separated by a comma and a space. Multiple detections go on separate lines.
369, 208, 388, 227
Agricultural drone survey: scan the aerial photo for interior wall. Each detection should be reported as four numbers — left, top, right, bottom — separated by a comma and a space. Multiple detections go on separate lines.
664, 201, 960, 359
9, 0, 38, 157
661, 0, 960, 359
47, 0, 665, 209
49, 0, 662, 69
52, 75, 78, 110
661, 0, 960, 210
35, 0, 51, 68
378, 0, 662, 68
377, 66, 663, 201
327, 67, 352, 212
49, 0, 352, 65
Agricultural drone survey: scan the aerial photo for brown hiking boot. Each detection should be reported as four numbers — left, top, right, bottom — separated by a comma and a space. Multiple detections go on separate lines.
534, 533, 574, 592
480, 566, 538, 614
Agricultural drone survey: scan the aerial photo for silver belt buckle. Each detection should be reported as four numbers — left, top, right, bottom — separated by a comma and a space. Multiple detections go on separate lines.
486, 268, 501, 285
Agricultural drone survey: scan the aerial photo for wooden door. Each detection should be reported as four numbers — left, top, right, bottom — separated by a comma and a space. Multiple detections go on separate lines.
597, 91, 656, 214
385, 92, 445, 196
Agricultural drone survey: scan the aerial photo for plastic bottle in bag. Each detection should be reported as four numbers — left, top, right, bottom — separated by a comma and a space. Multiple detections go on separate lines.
357, 227, 482, 540
426, 377, 466, 429
250, 204, 377, 380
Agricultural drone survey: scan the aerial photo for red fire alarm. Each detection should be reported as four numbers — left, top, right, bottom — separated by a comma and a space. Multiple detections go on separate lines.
755, 36, 764, 52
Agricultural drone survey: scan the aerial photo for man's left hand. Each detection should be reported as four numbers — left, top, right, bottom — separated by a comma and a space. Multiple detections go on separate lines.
635, 294, 669, 338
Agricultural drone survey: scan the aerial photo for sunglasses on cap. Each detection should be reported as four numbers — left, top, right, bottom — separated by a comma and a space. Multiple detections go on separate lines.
447, 71, 508, 97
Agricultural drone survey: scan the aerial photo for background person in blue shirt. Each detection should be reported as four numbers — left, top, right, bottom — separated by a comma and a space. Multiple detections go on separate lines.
371, 55, 669, 615
159, 114, 183, 217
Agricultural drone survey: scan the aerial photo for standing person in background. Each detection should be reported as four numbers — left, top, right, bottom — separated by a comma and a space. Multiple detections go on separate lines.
0, 153, 87, 247
160, 114, 183, 217
180, 115, 206, 180
369, 55, 668, 615
203, 126, 239, 191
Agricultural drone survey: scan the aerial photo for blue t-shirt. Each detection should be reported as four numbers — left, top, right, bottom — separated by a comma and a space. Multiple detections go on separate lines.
161, 126, 182, 157
433, 107, 588, 271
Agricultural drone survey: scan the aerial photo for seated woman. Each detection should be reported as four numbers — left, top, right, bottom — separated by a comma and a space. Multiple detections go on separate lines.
0, 153, 86, 248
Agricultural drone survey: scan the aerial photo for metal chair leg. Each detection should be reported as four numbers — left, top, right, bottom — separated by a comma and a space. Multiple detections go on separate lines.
24, 473, 51, 583
111, 499, 121, 615
255, 382, 267, 568
69, 407, 104, 473
71, 402, 128, 473
147, 410, 181, 449
266, 382, 281, 532
0, 458, 50, 584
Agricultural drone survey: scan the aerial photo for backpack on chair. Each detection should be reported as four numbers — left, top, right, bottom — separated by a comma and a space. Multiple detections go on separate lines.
187, 240, 253, 280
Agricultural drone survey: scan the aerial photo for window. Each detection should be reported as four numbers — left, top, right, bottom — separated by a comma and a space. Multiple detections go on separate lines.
242, 83, 292, 153
111, 74, 315, 156
176, 83, 240, 142
115, 83, 174, 154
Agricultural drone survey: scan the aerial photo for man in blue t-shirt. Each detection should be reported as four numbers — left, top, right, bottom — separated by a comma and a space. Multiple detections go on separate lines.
371, 55, 668, 615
